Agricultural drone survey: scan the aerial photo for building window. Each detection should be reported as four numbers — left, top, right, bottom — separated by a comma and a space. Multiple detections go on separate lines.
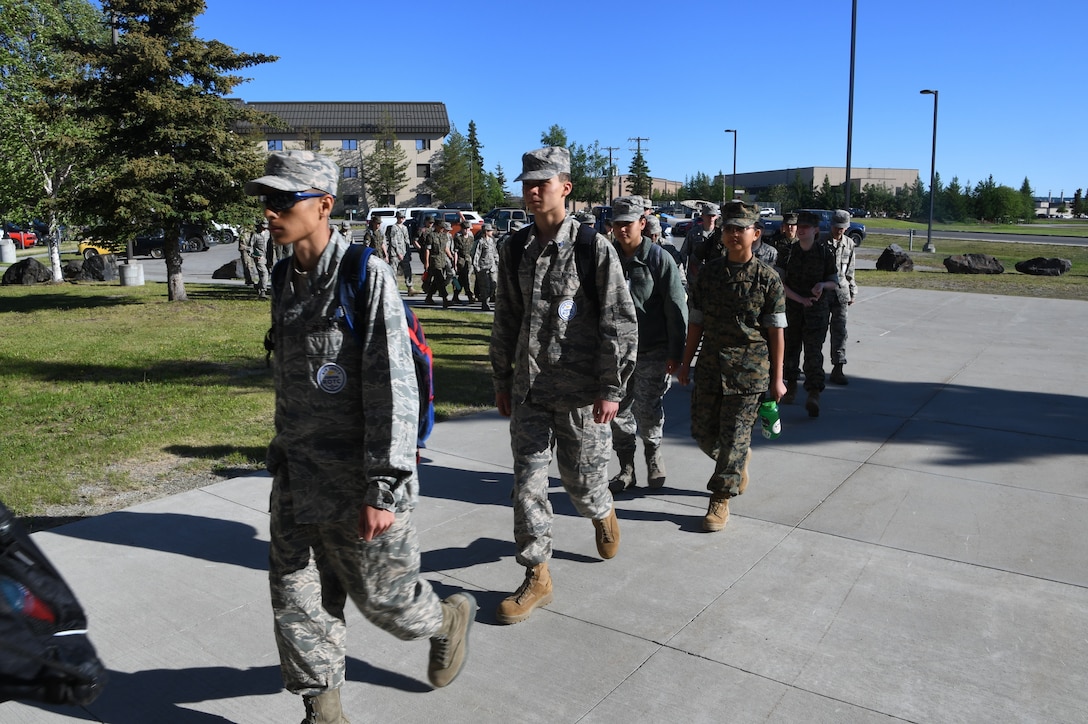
343, 195, 359, 207
416, 139, 431, 151
342, 139, 358, 150
418, 193, 432, 205
343, 167, 358, 179
416, 164, 431, 178
267, 140, 283, 151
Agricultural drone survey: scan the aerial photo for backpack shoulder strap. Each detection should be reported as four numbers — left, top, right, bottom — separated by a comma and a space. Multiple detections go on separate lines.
338, 244, 373, 344
574, 222, 599, 304
506, 225, 532, 298
644, 240, 665, 286
271, 257, 290, 301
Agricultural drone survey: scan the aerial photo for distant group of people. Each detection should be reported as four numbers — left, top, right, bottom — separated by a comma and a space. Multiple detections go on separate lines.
245, 145, 857, 723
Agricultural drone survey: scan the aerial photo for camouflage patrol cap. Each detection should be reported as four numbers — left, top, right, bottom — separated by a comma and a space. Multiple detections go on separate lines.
482, 222, 494, 231
245, 150, 339, 196
782, 212, 799, 224
575, 211, 596, 225
644, 215, 662, 236
423, 216, 435, 225
796, 210, 821, 227
699, 202, 721, 217
831, 209, 851, 229
339, 220, 351, 230
515, 146, 571, 181
612, 196, 646, 223
721, 201, 760, 227
441, 221, 452, 230
395, 210, 406, 218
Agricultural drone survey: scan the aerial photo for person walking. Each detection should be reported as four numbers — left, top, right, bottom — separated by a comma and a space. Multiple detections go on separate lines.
677, 201, 785, 532
245, 220, 270, 298
826, 210, 857, 385
248, 150, 475, 722
361, 215, 386, 261
451, 220, 476, 304
605, 196, 688, 492
489, 147, 637, 625
239, 221, 260, 286
471, 222, 498, 311
422, 220, 454, 308
384, 210, 414, 293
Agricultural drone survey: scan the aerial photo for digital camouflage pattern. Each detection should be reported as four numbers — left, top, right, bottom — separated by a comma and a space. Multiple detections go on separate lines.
827, 234, 857, 366
490, 216, 638, 409
266, 231, 442, 695
472, 232, 498, 302
385, 222, 413, 289
689, 255, 785, 495
611, 347, 671, 455
245, 150, 340, 196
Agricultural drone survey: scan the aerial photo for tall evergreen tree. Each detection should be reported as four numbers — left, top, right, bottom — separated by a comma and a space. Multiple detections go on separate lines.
424, 126, 473, 205
626, 150, 651, 198
360, 120, 409, 207
62, 0, 276, 301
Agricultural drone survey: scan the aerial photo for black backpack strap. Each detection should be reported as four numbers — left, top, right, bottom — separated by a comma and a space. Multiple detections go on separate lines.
264, 258, 293, 366
574, 222, 599, 304
506, 225, 532, 299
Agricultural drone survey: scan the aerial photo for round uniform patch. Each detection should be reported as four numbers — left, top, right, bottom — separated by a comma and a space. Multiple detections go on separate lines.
557, 299, 577, 321
316, 363, 347, 394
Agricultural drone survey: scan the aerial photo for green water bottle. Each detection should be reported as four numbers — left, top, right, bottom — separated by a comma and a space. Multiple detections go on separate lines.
759, 400, 781, 439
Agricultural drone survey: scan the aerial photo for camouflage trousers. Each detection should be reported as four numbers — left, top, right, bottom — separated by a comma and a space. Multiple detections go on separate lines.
828, 294, 849, 366
474, 269, 496, 302
455, 260, 473, 299
239, 252, 256, 286
510, 399, 614, 567
691, 362, 761, 496
268, 480, 442, 696
784, 299, 830, 392
398, 258, 415, 290
424, 267, 450, 299
610, 348, 671, 454
252, 255, 269, 291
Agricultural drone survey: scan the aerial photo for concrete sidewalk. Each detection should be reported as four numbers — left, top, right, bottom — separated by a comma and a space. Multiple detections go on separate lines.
9, 288, 1088, 723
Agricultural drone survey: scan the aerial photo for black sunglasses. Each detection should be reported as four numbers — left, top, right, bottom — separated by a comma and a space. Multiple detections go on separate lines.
259, 191, 326, 213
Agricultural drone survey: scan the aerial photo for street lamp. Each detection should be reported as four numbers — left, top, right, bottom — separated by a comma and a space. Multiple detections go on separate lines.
724, 129, 737, 203
920, 89, 938, 253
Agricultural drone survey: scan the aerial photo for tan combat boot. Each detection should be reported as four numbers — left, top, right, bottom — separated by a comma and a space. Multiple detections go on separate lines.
428, 592, 476, 688
592, 507, 620, 559
645, 445, 666, 488
703, 494, 730, 532
302, 689, 350, 724
496, 563, 553, 625
608, 449, 637, 493
806, 390, 821, 418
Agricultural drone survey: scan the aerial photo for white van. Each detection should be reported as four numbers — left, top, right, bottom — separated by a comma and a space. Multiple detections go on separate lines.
367, 207, 403, 233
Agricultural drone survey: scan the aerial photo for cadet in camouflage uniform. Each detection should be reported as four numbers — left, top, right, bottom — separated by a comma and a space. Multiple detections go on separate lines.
385, 210, 414, 294
606, 196, 688, 493
680, 202, 720, 287
471, 222, 498, 311
361, 215, 387, 262
768, 211, 798, 259
422, 220, 454, 308
239, 220, 260, 286
678, 201, 785, 532
826, 210, 857, 385
778, 210, 839, 417
248, 151, 475, 722
490, 147, 637, 625
451, 220, 476, 304
244, 220, 271, 298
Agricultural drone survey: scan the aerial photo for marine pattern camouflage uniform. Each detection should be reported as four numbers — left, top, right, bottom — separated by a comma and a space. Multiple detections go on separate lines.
421, 229, 452, 299
689, 255, 785, 496
453, 228, 475, 299
490, 217, 637, 566
385, 222, 412, 289
780, 240, 839, 392
827, 234, 856, 367
611, 238, 688, 457
362, 226, 385, 259
267, 231, 442, 696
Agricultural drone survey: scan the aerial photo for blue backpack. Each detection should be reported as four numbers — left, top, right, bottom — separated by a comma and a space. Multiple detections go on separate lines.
268, 245, 435, 450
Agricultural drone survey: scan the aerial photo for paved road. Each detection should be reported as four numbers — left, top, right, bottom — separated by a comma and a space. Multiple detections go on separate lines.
865, 227, 1088, 246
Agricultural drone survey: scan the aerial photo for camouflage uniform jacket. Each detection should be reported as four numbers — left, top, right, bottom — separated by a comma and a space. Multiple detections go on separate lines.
362, 227, 383, 253
615, 237, 688, 359
779, 239, 839, 302
690, 256, 786, 394
490, 217, 638, 408
472, 234, 498, 272
385, 223, 410, 261
452, 230, 474, 265
421, 231, 452, 271
827, 235, 857, 302
752, 240, 778, 268
267, 231, 419, 524
246, 229, 269, 259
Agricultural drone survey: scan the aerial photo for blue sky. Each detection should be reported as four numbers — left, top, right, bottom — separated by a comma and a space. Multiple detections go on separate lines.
194, 0, 1087, 199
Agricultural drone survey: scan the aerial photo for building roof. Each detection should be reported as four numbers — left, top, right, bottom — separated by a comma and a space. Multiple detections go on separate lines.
238, 101, 450, 136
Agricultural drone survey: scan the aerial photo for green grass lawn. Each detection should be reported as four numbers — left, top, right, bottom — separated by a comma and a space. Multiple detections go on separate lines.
859, 218, 1088, 237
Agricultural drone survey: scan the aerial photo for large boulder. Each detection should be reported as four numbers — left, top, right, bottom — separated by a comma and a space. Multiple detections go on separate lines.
876, 244, 914, 272
212, 259, 245, 279
2, 257, 53, 285
1014, 257, 1071, 276
943, 253, 1004, 275
74, 253, 119, 282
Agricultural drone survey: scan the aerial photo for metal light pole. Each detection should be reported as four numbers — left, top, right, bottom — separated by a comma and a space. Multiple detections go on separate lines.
724, 129, 736, 203
920, 89, 938, 253
844, 0, 857, 209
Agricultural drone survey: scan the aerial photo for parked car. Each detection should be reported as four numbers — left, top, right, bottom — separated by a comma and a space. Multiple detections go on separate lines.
2, 222, 37, 249
761, 209, 867, 245
670, 217, 699, 239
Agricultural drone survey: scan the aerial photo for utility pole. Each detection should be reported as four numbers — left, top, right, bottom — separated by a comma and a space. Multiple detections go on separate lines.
628, 137, 649, 198
604, 146, 620, 205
